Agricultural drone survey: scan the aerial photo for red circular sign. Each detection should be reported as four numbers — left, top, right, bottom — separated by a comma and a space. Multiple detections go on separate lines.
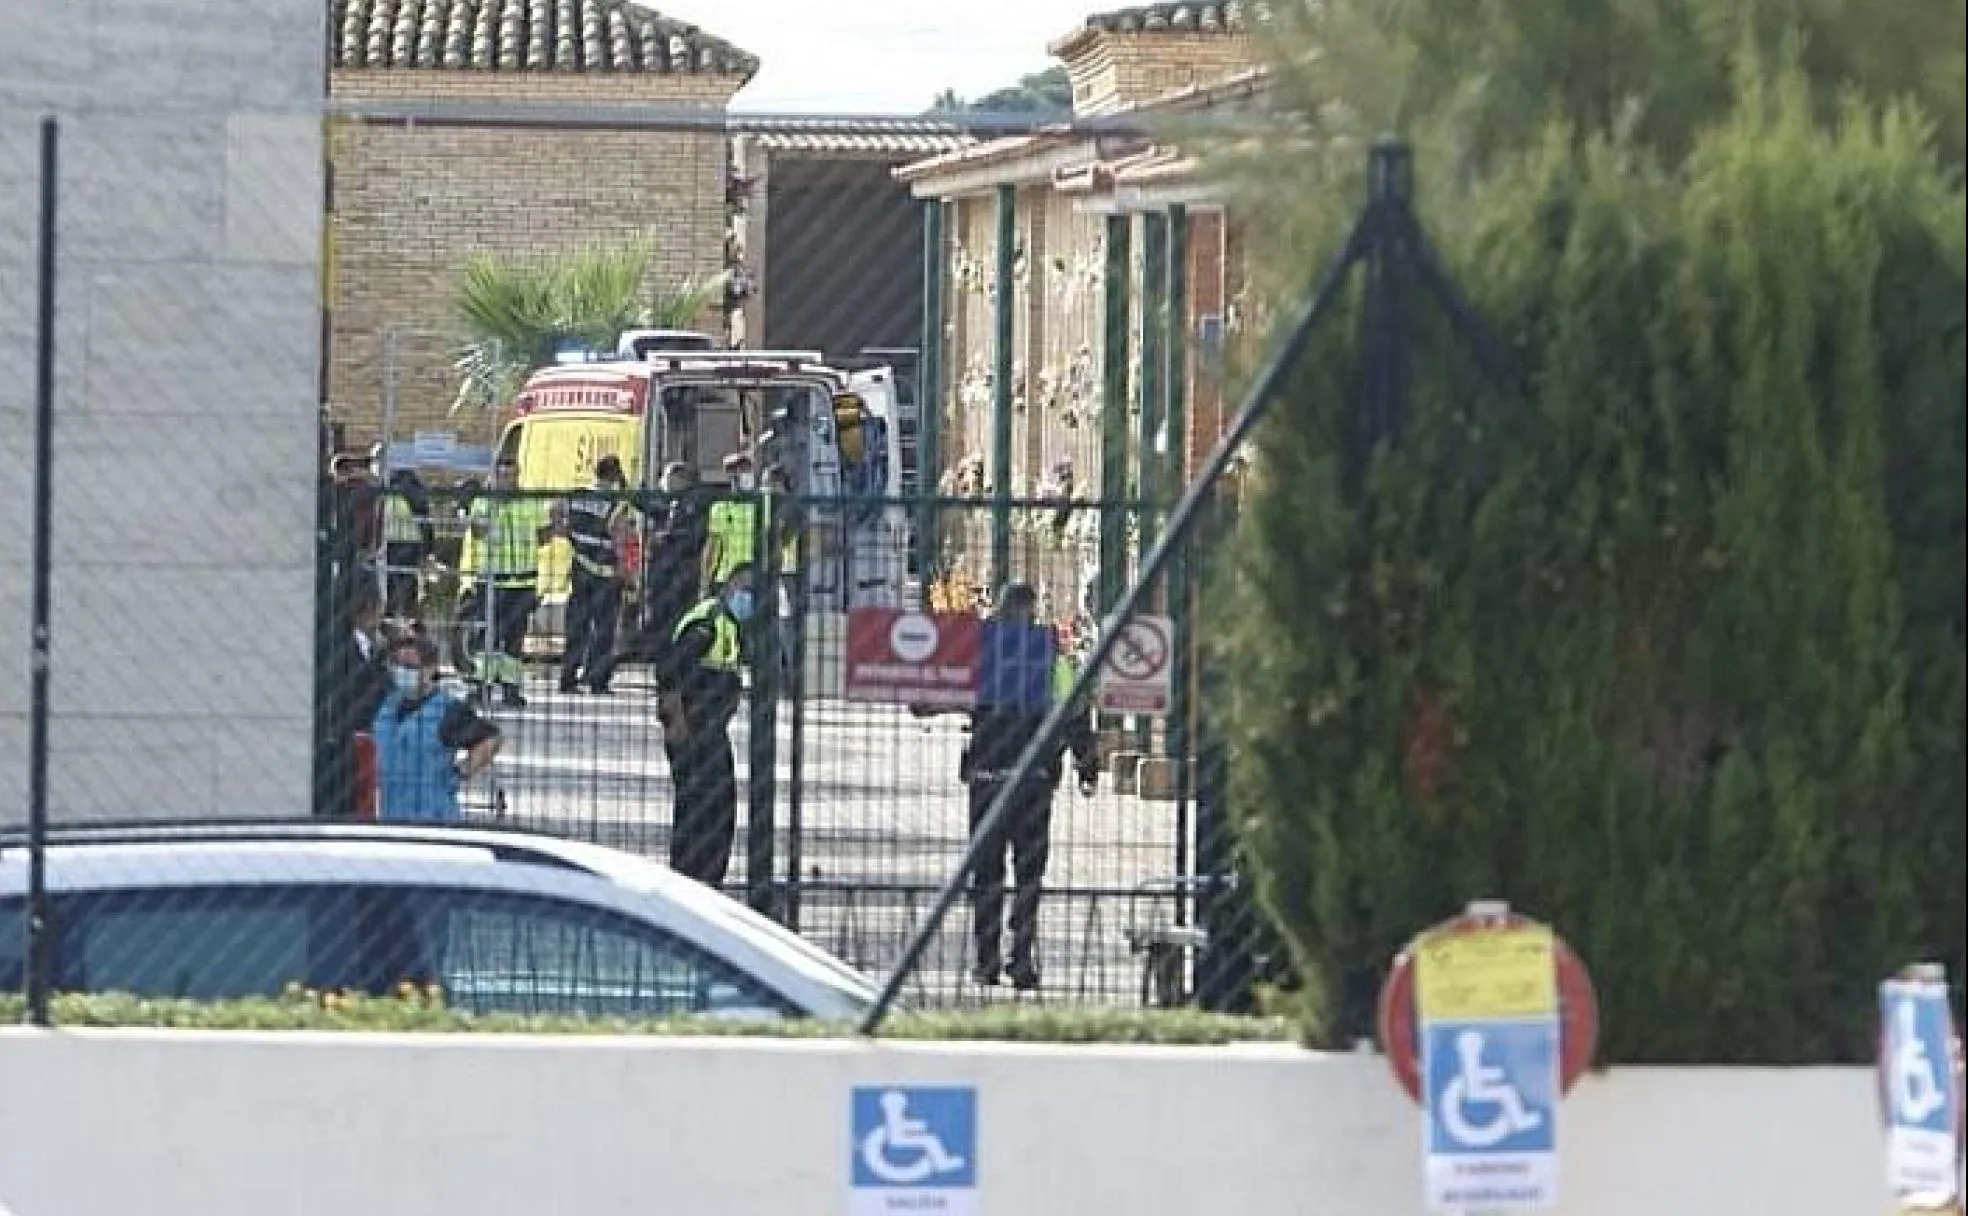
1376, 909, 1600, 1104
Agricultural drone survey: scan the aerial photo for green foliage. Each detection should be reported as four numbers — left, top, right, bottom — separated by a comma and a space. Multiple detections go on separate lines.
451, 235, 724, 413
928, 67, 1073, 116
1226, 76, 1966, 1062
0, 988, 1293, 1045
1255, 0, 1966, 173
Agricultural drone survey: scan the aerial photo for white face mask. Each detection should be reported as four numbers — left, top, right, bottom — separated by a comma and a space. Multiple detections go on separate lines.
390, 666, 422, 697
734, 473, 755, 491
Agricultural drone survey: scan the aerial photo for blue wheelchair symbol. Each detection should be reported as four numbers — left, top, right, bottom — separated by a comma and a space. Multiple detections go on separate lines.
1883, 986, 1956, 1135
1424, 1020, 1559, 1155
851, 1087, 978, 1190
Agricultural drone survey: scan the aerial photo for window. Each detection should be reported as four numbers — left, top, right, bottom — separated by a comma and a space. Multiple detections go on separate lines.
45, 885, 431, 1001
0, 897, 24, 992
401, 887, 794, 1020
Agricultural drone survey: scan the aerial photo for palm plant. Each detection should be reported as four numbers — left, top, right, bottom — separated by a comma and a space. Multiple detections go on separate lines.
450, 235, 725, 413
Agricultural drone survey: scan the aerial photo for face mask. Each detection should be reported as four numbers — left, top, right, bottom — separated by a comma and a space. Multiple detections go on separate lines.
663, 479, 686, 495
734, 473, 755, 491
725, 590, 756, 622
391, 666, 422, 697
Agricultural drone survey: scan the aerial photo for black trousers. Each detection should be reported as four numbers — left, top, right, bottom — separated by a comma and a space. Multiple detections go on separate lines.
592, 574, 693, 684
487, 584, 537, 688
966, 778, 1055, 970
666, 707, 737, 888
383, 545, 422, 619
559, 568, 621, 689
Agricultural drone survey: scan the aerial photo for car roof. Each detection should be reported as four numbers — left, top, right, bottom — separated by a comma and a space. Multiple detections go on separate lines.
0, 821, 878, 1014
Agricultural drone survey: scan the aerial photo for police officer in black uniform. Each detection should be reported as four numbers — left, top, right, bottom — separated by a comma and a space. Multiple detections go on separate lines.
557, 455, 631, 695
656, 563, 758, 887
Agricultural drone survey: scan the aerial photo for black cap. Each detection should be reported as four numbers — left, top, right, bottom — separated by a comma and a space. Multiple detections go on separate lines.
595, 454, 623, 481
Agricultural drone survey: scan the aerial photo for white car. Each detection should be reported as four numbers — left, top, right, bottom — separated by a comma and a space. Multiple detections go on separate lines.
0, 822, 879, 1021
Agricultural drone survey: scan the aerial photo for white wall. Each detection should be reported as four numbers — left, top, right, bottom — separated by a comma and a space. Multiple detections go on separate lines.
0, 1030, 1899, 1216
0, 0, 323, 823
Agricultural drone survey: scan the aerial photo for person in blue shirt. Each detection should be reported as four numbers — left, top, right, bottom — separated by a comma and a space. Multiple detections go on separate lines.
963, 582, 1101, 990
371, 634, 501, 824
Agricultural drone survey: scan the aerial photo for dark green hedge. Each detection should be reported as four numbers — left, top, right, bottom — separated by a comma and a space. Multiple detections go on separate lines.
1227, 83, 1966, 1063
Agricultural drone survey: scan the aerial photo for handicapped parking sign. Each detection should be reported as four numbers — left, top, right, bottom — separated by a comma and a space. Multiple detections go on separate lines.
1880, 977, 1964, 1205
850, 1086, 978, 1215
1424, 1019, 1562, 1211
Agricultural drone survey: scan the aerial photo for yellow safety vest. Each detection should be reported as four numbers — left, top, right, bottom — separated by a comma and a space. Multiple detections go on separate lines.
382, 496, 423, 544
706, 500, 758, 583
1050, 654, 1076, 703
472, 497, 544, 587
672, 598, 742, 673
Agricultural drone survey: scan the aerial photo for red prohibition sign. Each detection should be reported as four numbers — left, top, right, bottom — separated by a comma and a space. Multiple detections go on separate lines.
1109, 618, 1169, 682
1376, 908, 1601, 1104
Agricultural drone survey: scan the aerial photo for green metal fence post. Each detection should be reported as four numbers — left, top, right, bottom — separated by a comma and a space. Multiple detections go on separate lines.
1134, 210, 1169, 750
991, 184, 1017, 588
1098, 213, 1133, 626
745, 490, 778, 917
1163, 204, 1194, 919
917, 198, 945, 586
1138, 211, 1168, 555
1164, 204, 1191, 753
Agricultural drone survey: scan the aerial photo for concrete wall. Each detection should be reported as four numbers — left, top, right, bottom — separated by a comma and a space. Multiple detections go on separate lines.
0, 0, 324, 823
0, 1030, 1904, 1216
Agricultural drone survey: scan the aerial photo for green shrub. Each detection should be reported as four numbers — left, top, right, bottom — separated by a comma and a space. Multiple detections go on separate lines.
0, 988, 1293, 1045
1226, 79, 1966, 1063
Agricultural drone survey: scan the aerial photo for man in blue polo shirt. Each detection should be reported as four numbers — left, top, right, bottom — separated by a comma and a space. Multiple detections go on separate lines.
963, 582, 1101, 990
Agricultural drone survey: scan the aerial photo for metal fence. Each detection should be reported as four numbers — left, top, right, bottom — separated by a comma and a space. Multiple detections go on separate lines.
8, 57, 1299, 1026
309, 479, 1269, 1012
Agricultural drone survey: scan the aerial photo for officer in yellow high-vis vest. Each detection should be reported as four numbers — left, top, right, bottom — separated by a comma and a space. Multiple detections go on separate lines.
468, 456, 553, 709
655, 562, 756, 888
380, 469, 433, 621
763, 462, 801, 687
701, 451, 759, 593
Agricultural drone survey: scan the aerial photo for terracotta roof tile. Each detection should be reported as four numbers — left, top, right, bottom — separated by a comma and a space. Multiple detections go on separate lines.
1083, 2, 1249, 35
739, 119, 973, 157
330, 0, 757, 75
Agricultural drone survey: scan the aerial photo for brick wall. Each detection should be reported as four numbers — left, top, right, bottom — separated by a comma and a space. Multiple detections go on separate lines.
1064, 32, 1256, 114
1185, 207, 1228, 482
326, 70, 740, 444
1037, 191, 1105, 493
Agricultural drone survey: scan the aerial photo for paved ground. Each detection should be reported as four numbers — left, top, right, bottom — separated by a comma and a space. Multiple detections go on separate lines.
457, 666, 1190, 1009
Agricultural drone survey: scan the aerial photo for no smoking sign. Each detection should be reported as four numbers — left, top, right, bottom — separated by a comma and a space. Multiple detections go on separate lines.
1097, 615, 1174, 715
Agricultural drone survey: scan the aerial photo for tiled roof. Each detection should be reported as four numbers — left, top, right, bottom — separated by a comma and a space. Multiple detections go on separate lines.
330, 0, 758, 75
1083, 2, 1249, 35
892, 132, 1074, 185
737, 119, 972, 158
896, 67, 1271, 189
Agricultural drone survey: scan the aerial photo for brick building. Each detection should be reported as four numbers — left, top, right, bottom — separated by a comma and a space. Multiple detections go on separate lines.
894, 2, 1267, 606
325, 0, 756, 444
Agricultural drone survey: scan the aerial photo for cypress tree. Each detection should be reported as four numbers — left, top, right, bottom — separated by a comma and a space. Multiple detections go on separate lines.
1226, 78, 1966, 1061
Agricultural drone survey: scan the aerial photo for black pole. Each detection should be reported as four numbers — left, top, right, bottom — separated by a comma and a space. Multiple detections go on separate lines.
26, 117, 60, 1027
856, 195, 1383, 1035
